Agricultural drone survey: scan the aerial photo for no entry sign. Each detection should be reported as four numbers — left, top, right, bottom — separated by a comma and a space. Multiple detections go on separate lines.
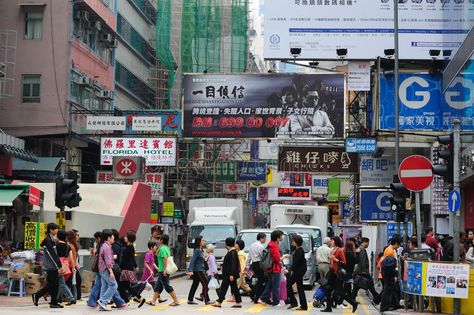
398, 155, 434, 192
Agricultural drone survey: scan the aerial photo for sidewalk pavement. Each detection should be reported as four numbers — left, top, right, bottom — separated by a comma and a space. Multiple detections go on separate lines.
382, 309, 450, 315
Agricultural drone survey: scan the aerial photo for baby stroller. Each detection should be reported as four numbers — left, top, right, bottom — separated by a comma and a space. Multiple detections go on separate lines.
312, 277, 330, 308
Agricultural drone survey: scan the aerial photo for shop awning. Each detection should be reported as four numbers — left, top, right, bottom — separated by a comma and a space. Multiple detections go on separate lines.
0, 189, 24, 206
13, 157, 61, 172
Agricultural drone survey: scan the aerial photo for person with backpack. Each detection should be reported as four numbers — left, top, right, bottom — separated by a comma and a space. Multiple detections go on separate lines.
321, 236, 358, 313
379, 237, 401, 312
259, 230, 287, 306
187, 235, 212, 305
247, 233, 266, 303
212, 237, 242, 308
33, 223, 62, 308
56, 230, 76, 305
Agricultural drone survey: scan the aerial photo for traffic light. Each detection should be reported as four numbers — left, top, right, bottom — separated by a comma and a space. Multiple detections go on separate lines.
390, 182, 410, 222
432, 134, 454, 186
55, 171, 82, 209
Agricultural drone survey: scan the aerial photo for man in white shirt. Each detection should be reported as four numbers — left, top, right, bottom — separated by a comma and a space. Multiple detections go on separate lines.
247, 233, 266, 303
316, 237, 332, 279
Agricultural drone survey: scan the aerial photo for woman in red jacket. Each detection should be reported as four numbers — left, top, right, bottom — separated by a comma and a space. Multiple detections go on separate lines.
322, 236, 358, 313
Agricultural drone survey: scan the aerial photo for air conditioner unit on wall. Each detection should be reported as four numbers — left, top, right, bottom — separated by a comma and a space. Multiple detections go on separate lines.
100, 33, 113, 42
75, 76, 92, 86
108, 39, 118, 48
87, 20, 101, 31
98, 90, 113, 100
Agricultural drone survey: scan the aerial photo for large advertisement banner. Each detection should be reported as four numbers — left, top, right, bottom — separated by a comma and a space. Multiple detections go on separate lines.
183, 74, 345, 138
380, 73, 474, 131
264, 0, 469, 60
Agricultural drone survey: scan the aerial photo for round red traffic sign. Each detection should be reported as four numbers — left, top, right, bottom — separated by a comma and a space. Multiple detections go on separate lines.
115, 158, 137, 177
398, 155, 434, 192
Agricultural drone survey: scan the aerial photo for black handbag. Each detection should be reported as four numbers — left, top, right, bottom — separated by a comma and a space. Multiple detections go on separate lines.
354, 274, 372, 290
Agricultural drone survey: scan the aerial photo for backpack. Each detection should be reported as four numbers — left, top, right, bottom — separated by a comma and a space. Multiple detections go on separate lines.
381, 255, 397, 271
259, 246, 273, 270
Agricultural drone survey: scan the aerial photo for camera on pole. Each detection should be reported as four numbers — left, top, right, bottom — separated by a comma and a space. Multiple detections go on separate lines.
55, 171, 82, 209
390, 182, 410, 222
432, 134, 454, 186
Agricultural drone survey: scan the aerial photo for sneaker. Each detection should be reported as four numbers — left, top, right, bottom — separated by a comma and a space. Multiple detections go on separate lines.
187, 301, 199, 305
98, 301, 111, 311
50, 304, 64, 309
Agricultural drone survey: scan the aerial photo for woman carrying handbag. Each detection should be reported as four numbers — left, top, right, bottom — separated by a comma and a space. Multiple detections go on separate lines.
322, 236, 358, 313
56, 230, 76, 305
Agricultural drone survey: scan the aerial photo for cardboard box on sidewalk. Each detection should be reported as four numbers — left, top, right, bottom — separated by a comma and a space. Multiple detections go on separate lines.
25, 273, 41, 284
25, 282, 42, 295
8, 263, 32, 279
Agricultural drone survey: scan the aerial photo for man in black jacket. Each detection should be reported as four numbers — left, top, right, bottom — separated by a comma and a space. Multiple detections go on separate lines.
286, 234, 307, 311
32, 223, 63, 308
352, 237, 380, 305
212, 238, 241, 308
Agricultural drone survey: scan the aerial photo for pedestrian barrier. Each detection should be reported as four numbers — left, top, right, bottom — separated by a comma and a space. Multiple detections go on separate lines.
439, 268, 474, 315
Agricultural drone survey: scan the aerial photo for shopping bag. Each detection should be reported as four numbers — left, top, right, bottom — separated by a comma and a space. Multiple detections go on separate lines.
279, 275, 287, 301
208, 276, 220, 290
165, 256, 178, 275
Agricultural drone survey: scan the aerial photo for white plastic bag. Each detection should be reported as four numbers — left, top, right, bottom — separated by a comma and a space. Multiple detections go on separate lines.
165, 256, 178, 275
208, 276, 219, 290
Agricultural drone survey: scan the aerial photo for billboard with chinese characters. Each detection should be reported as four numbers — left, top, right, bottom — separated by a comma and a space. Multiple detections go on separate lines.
145, 173, 164, 202
359, 190, 394, 222
96, 171, 125, 184
359, 156, 396, 187
100, 137, 177, 166
278, 147, 358, 173
380, 74, 474, 131
183, 73, 345, 138
121, 110, 182, 138
264, 0, 468, 60
237, 161, 267, 182
86, 116, 126, 131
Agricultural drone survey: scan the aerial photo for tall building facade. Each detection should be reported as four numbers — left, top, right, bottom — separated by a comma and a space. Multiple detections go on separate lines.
0, 0, 116, 181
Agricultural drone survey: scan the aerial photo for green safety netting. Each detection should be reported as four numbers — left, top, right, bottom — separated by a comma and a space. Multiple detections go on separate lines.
156, 0, 174, 107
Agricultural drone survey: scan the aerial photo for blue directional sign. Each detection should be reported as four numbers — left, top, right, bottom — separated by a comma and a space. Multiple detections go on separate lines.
346, 138, 377, 153
448, 188, 461, 213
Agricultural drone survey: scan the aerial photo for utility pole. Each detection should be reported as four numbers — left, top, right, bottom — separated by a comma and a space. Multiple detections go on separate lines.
453, 119, 461, 315
393, 0, 401, 236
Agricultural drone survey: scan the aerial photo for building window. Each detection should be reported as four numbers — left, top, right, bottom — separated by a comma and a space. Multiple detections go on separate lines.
22, 75, 41, 103
24, 12, 43, 40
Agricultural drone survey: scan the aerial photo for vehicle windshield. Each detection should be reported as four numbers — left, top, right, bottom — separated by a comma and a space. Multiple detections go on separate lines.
301, 237, 311, 253
236, 232, 290, 255
188, 225, 235, 249
279, 227, 322, 247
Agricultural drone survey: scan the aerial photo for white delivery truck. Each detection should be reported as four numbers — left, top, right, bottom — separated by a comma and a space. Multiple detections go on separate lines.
270, 204, 330, 248
187, 198, 252, 269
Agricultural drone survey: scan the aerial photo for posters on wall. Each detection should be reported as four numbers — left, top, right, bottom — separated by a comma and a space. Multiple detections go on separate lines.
264, 0, 468, 60
278, 147, 358, 173
425, 263, 469, 299
183, 74, 345, 138
405, 261, 423, 295
100, 137, 177, 166
380, 74, 474, 131
348, 62, 371, 91
359, 156, 396, 187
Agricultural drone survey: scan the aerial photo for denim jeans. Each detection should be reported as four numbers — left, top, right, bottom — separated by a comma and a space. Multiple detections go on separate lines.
99, 270, 118, 305
57, 276, 75, 303
261, 272, 281, 305
88, 274, 125, 307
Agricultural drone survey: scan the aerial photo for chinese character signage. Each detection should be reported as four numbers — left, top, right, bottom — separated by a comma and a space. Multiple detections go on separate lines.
183, 74, 345, 138
346, 138, 376, 153
28, 185, 44, 207
359, 156, 396, 187
100, 137, 177, 166
264, 0, 468, 60
145, 172, 164, 202
425, 263, 470, 299
162, 202, 174, 217
268, 186, 312, 201
56, 212, 66, 230
278, 147, 357, 173
208, 161, 237, 182
132, 116, 162, 132
222, 183, 247, 195
348, 62, 371, 91
86, 116, 126, 131
24, 222, 47, 250
380, 73, 474, 131
96, 171, 125, 184
312, 175, 329, 196
237, 161, 267, 182
360, 190, 394, 222
122, 110, 182, 138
